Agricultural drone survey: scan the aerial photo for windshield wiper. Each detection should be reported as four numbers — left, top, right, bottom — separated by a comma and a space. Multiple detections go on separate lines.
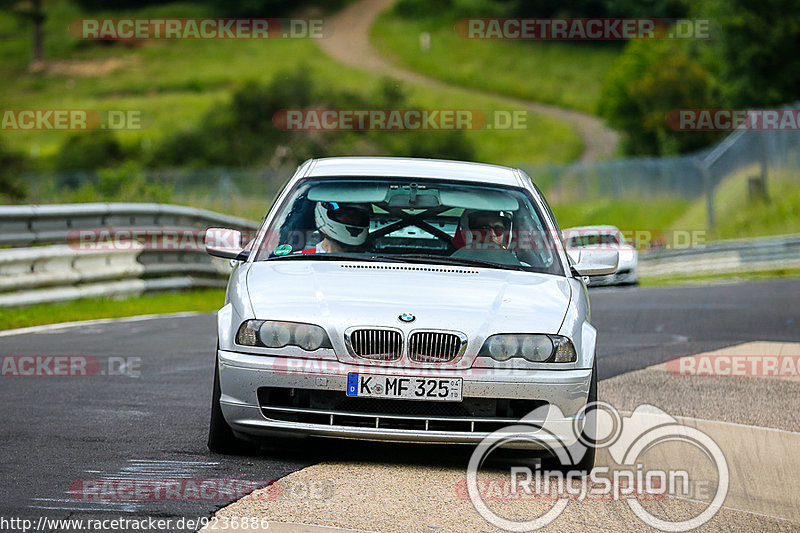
266, 253, 405, 263
267, 252, 524, 271
371, 254, 525, 271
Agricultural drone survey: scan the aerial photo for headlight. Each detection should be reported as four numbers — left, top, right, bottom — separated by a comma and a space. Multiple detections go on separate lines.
235, 320, 332, 351
550, 336, 578, 362
479, 334, 576, 363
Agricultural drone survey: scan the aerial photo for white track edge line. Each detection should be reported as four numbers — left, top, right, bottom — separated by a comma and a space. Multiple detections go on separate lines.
0, 311, 209, 337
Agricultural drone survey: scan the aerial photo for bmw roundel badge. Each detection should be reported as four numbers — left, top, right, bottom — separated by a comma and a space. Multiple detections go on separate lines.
399, 313, 416, 323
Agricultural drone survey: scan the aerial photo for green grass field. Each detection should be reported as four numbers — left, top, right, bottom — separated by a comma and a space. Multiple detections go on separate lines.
669, 168, 800, 240
0, 1, 581, 167
546, 163, 800, 239
3, 2, 797, 327
370, 12, 620, 113
639, 268, 800, 287
0, 288, 225, 330
551, 197, 691, 233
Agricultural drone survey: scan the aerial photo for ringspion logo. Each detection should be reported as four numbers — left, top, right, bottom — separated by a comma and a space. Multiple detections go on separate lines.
466, 402, 728, 531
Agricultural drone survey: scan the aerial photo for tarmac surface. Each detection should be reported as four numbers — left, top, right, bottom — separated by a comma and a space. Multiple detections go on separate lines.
1, 279, 799, 532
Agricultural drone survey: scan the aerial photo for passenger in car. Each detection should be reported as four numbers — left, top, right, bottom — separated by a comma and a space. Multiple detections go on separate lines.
301, 201, 371, 253
453, 210, 512, 250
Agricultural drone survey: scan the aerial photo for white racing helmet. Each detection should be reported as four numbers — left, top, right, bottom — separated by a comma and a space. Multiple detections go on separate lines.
314, 202, 370, 246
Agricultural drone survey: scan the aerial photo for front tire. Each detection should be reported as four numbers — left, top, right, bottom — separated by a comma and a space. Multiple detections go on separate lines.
571, 356, 597, 473
553, 356, 597, 475
208, 355, 256, 455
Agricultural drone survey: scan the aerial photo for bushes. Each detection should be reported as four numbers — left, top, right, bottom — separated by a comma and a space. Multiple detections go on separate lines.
68, 161, 172, 203
598, 0, 800, 156
38, 66, 478, 203
0, 140, 28, 202
151, 68, 478, 168
691, 0, 800, 108
394, 0, 453, 18
70, 0, 349, 16
203, 0, 349, 17
151, 68, 319, 168
598, 39, 718, 156
395, 0, 687, 20
381, 131, 475, 161
54, 130, 128, 176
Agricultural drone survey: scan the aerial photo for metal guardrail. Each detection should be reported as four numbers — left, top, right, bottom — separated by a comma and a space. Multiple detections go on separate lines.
0, 202, 259, 247
639, 234, 800, 278
1, 202, 797, 306
0, 203, 261, 307
0, 245, 143, 292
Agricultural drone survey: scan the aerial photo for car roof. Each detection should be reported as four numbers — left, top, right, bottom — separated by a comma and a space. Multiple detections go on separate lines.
303, 157, 522, 186
562, 225, 621, 234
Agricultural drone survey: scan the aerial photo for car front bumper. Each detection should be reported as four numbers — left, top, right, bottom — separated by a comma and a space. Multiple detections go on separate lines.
217, 350, 592, 449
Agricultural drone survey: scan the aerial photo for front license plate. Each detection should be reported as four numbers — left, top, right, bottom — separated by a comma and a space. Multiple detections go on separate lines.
346, 373, 463, 402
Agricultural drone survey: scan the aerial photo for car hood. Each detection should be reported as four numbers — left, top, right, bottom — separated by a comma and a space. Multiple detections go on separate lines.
245, 261, 572, 351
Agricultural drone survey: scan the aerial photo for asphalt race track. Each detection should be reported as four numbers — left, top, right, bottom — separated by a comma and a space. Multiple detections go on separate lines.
1, 278, 799, 532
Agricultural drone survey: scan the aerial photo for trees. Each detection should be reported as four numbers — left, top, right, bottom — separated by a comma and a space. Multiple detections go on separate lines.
0, 140, 28, 202
599, 0, 800, 156
599, 39, 717, 155
0, 0, 45, 66
691, 0, 800, 107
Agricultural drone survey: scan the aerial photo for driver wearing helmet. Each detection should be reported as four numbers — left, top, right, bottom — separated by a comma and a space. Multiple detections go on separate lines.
302, 202, 371, 253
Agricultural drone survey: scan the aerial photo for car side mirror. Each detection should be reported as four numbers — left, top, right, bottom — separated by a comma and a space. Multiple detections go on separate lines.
205, 227, 249, 261
568, 249, 618, 276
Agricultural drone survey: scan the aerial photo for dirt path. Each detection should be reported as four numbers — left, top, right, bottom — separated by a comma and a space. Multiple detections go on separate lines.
318, 0, 618, 163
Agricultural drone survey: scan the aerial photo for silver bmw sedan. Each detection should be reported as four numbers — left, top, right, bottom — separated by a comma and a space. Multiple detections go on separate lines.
205, 157, 618, 469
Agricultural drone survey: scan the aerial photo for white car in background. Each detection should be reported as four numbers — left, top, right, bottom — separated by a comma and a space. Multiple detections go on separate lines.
563, 225, 638, 286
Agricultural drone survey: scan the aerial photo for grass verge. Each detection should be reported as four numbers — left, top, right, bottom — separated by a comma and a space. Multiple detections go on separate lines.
669, 167, 800, 240
0, 288, 224, 331
1, 1, 581, 167
551, 197, 691, 232
639, 268, 800, 287
370, 11, 620, 113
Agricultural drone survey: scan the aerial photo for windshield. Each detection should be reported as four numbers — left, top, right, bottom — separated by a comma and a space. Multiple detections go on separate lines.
253, 177, 564, 276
